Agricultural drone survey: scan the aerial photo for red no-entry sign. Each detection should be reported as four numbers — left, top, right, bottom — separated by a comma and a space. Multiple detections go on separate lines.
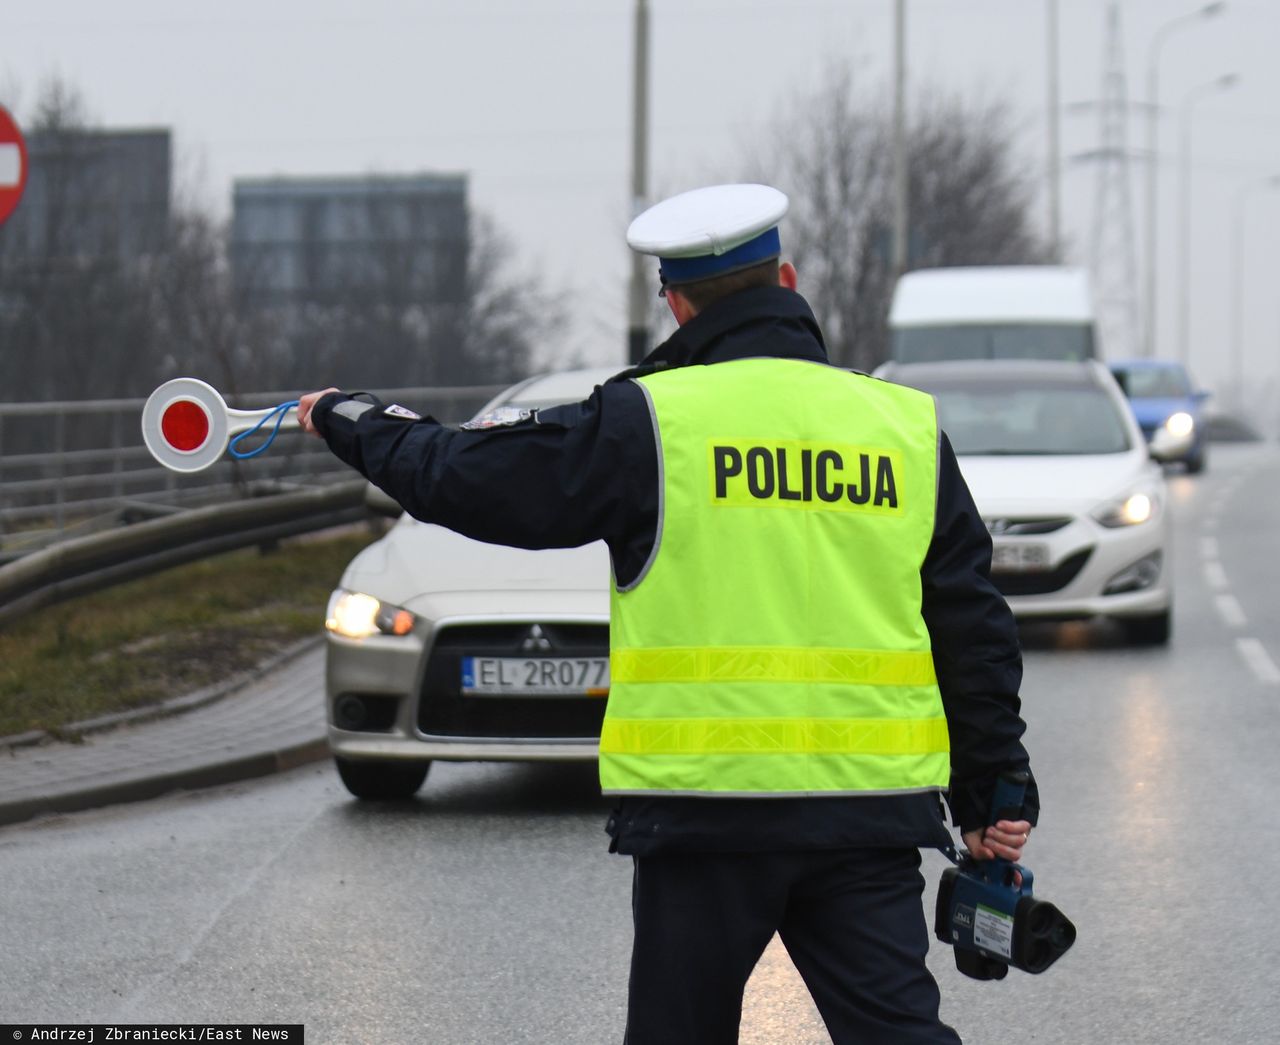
0, 105, 29, 226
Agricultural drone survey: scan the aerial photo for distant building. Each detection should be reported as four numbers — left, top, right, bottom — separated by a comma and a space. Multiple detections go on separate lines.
229, 173, 469, 311
0, 128, 171, 265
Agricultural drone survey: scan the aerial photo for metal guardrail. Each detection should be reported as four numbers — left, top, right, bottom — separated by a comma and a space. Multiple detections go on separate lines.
0, 380, 509, 624
0, 479, 374, 626
0, 382, 503, 543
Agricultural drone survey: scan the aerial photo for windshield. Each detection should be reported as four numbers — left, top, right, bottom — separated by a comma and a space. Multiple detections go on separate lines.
892, 323, 1095, 363
1111, 366, 1191, 399
927, 382, 1132, 455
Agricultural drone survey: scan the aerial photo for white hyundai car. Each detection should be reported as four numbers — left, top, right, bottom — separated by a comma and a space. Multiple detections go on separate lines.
323, 367, 620, 800
877, 359, 1172, 645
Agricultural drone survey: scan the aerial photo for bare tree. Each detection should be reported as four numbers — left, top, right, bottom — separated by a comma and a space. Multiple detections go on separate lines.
445, 213, 563, 385
2, 77, 560, 416
752, 70, 1051, 371
0, 78, 184, 402
147, 210, 263, 396
253, 202, 556, 392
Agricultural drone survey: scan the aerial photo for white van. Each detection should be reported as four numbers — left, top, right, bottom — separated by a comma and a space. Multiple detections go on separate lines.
888, 266, 1097, 364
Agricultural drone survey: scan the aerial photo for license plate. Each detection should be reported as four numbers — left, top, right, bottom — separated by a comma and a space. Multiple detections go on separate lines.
991, 541, 1050, 573
461, 656, 610, 697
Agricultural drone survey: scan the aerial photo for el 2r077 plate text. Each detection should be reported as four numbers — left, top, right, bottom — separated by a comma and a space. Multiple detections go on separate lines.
461, 656, 610, 697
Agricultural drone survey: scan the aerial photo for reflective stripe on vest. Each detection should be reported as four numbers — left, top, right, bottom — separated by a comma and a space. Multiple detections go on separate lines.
601, 357, 950, 797
611, 646, 937, 687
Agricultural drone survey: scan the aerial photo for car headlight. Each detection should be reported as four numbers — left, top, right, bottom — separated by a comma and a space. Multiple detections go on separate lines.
1091, 488, 1160, 528
1164, 411, 1194, 439
325, 589, 416, 639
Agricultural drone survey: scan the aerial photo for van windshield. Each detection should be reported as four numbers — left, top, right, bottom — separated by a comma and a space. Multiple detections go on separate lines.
892, 323, 1094, 364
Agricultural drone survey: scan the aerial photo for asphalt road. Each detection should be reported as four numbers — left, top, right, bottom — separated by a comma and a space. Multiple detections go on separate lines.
3, 443, 1278, 1045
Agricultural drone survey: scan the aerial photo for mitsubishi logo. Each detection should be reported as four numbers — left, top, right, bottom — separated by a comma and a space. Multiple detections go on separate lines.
521, 624, 553, 651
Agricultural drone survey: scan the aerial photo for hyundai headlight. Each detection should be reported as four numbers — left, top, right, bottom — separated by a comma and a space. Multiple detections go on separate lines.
1091, 489, 1159, 528
1164, 411, 1194, 439
325, 589, 416, 639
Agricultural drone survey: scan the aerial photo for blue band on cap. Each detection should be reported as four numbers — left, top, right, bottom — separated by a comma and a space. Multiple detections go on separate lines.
659, 227, 781, 285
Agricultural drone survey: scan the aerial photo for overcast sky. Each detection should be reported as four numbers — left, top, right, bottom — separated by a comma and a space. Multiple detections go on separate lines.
3, 0, 1278, 425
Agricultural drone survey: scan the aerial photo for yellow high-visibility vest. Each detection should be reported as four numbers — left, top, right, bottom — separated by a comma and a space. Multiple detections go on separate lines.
600, 357, 951, 796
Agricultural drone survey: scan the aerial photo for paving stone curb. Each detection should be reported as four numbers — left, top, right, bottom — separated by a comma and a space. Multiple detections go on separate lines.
0, 736, 330, 827
0, 639, 332, 828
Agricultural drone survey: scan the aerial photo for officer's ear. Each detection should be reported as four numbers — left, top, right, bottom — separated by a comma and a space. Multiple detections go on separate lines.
779, 261, 798, 291
666, 288, 698, 326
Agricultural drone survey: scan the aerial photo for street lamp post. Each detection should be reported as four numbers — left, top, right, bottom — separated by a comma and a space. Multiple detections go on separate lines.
1176, 72, 1237, 369
1230, 174, 1280, 410
1143, 2, 1226, 358
891, 0, 908, 278
627, 0, 651, 365
1046, 0, 1061, 259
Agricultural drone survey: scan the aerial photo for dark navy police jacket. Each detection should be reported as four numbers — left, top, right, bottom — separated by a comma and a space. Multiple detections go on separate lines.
313, 285, 1038, 856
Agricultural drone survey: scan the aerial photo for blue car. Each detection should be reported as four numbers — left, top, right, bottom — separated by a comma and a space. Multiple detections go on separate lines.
1108, 360, 1209, 474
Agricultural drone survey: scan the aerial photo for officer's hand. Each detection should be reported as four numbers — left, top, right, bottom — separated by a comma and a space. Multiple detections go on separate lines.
297, 388, 340, 436
963, 820, 1031, 865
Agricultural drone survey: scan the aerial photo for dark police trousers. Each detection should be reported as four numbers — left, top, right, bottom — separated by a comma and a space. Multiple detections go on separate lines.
623, 847, 962, 1045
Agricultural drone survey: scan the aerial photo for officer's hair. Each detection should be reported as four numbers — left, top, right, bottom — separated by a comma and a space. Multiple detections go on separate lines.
671, 259, 781, 312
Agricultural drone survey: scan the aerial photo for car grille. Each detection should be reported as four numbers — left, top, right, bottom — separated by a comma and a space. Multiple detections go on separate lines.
992, 547, 1093, 596
984, 516, 1073, 536
417, 622, 609, 739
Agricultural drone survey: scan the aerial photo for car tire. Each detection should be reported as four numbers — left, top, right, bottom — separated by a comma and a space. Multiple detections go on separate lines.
1122, 610, 1171, 647
335, 757, 431, 800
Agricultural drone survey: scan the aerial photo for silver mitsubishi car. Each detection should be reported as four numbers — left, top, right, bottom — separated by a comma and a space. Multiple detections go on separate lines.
323, 367, 619, 800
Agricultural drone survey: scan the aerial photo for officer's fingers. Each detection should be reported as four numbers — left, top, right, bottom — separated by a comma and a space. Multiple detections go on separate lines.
962, 829, 995, 861
297, 388, 338, 435
989, 821, 1031, 847
983, 828, 1027, 863
985, 838, 1024, 862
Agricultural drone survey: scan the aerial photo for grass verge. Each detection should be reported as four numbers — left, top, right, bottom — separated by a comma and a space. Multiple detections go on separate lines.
0, 529, 379, 738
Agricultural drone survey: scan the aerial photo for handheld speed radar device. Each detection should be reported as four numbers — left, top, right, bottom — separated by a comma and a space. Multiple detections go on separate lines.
935, 771, 1076, 980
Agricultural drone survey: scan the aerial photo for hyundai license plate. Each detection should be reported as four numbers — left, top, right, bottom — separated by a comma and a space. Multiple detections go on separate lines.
991, 541, 1050, 573
461, 656, 610, 697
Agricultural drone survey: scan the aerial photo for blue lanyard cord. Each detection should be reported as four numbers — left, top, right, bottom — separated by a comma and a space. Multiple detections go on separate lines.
228, 400, 301, 460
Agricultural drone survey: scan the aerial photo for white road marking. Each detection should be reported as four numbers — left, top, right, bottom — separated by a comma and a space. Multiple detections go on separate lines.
1237, 638, 1280, 685
1200, 537, 1219, 559
1203, 561, 1229, 590
0, 143, 20, 187
1214, 594, 1247, 628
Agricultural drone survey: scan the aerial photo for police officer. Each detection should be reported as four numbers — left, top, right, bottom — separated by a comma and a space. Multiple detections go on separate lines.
298, 184, 1037, 1044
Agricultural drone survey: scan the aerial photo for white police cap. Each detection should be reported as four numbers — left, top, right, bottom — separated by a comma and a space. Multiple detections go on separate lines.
626, 183, 789, 285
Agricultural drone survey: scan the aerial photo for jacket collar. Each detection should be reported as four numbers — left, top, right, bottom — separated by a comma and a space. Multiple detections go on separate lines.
620, 286, 829, 380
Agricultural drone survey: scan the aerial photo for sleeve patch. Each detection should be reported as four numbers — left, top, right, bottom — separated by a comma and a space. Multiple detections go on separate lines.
333, 399, 376, 423
460, 406, 535, 430
384, 403, 422, 420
